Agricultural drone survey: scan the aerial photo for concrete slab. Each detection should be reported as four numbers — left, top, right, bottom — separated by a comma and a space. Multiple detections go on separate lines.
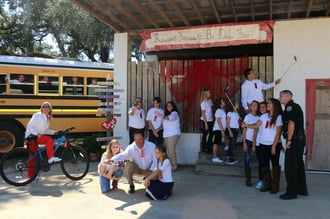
1, 162, 329, 219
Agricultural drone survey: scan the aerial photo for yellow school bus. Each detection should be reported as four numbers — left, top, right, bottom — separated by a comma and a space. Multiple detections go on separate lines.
0, 55, 114, 152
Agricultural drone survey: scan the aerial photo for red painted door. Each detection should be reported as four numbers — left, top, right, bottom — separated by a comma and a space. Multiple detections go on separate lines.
306, 79, 330, 171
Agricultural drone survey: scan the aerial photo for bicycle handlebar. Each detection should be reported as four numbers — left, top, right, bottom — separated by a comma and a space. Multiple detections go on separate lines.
62, 126, 75, 133
57, 126, 75, 136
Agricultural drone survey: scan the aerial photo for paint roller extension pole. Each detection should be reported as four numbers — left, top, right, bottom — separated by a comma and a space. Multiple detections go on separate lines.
223, 86, 243, 121
280, 56, 297, 80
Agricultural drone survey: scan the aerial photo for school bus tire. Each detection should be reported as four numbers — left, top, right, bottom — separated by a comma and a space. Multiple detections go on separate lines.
0, 123, 24, 153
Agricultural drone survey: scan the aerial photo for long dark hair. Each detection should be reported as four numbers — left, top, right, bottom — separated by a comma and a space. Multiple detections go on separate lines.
269, 98, 283, 127
156, 144, 169, 165
164, 101, 179, 116
214, 98, 225, 110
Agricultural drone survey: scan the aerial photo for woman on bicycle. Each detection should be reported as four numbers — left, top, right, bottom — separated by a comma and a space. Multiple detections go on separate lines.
25, 102, 61, 177
98, 139, 124, 193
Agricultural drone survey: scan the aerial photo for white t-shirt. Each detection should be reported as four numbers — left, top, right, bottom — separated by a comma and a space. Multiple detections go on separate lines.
200, 99, 213, 122
258, 113, 282, 145
163, 111, 181, 138
128, 107, 145, 129
213, 108, 227, 131
152, 158, 173, 183
241, 79, 276, 110
146, 107, 164, 130
243, 113, 260, 142
227, 111, 240, 129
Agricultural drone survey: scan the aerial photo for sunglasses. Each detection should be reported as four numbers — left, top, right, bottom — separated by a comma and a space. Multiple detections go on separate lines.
42, 105, 50, 108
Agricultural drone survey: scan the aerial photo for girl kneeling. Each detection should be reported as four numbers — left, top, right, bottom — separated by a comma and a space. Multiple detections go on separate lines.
143, 145, 174, 200
98, 139, 124, 193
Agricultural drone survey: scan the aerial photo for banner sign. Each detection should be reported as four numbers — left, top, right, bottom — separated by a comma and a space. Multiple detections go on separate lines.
140, 20, 274, 52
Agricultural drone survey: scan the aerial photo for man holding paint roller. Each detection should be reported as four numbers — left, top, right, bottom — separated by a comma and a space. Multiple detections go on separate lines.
241, 68, 281, 112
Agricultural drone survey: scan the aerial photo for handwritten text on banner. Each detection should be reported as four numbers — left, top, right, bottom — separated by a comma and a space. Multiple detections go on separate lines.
140, 21, 274, 52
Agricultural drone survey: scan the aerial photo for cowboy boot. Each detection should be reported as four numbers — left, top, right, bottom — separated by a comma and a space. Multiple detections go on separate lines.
270, 165, 281, 194
245, 169, 252, 187
260, 167, 272, 192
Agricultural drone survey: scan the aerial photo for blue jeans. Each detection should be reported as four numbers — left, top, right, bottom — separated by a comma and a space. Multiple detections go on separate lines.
227, 128, 239, 157
244, 139, 253, 171
99, 169, 123, 193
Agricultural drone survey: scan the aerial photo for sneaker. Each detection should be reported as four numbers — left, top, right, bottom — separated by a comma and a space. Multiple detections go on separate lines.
128, 184, 135, 194
112, 185, 118, 190
256, 180, 263, 189
212, 157, 224, 163
225, 158, 238, 165
48, 157, 62, 163
224, 146, 229, 151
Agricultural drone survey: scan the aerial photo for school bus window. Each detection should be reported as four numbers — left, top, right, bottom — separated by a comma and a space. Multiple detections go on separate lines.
38, 75, 59, 94
63, 76, 84, 95
87, 77, 106, 96
0, 73, 6, 94
8, 73, 33, 94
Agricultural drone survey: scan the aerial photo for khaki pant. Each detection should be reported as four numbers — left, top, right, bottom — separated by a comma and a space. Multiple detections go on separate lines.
164, 135, 180, 170
124, 161, 150, 186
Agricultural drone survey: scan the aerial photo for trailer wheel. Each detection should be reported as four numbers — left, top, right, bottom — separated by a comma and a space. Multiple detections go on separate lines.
0, 123, 24, 153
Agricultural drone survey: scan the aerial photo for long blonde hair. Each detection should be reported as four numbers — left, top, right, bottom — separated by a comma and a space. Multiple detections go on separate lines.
103, 139, 122, 159
200, 88, 210, 103
40, 101, 53, 121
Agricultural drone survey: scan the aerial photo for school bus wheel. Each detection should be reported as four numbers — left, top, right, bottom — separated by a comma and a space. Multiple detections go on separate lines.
0, 130, 16, 152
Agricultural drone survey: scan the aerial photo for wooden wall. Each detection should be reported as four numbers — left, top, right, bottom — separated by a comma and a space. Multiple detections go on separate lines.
128, 56, 274, 132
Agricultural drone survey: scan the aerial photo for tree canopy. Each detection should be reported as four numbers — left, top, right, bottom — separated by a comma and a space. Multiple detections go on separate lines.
0, 0, 116, 62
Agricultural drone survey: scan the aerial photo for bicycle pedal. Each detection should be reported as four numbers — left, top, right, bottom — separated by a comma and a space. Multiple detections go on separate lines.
35, 176, 42, 182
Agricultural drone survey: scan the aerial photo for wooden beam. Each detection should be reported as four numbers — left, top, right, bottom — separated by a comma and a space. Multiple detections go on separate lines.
269, 0, 273, 20
208, 0, 221, 23
326, 1, 330, 16
109, 0, 145, 29
250, 0, 255, 21
72, 0, 123, 32
151, 44, 273, 60
287, 0, 293, 19
129, 0, 160, 28
168, 0, 190, 26
188, 0, 206, 25
229, 0, 238, 22
147, 0, 175, 27
306, 0, 314, 17
90, 0, 132, 31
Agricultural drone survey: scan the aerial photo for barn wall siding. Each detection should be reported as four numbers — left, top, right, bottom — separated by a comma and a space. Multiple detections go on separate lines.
128, 56, 274, 133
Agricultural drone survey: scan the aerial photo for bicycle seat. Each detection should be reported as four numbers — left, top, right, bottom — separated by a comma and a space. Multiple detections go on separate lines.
26, 135, 37, 141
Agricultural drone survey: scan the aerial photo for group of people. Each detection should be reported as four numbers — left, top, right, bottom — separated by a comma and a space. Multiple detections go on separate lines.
97, 96, 180, 200
24, 66, 308, 201
97, 132, 174, 200
242, 90, 308, 200
24, 101, 174, 201
200, 88, 241, 165
128, 97, 181, 171
200, 67, 308, 200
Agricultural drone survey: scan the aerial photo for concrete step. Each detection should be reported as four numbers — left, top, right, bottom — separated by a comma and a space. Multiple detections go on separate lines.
195, 145, 259, 178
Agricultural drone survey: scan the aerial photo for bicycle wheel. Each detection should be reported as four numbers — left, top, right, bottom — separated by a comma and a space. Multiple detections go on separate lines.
60, 145, 89, 180
0, 148, 39, 186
